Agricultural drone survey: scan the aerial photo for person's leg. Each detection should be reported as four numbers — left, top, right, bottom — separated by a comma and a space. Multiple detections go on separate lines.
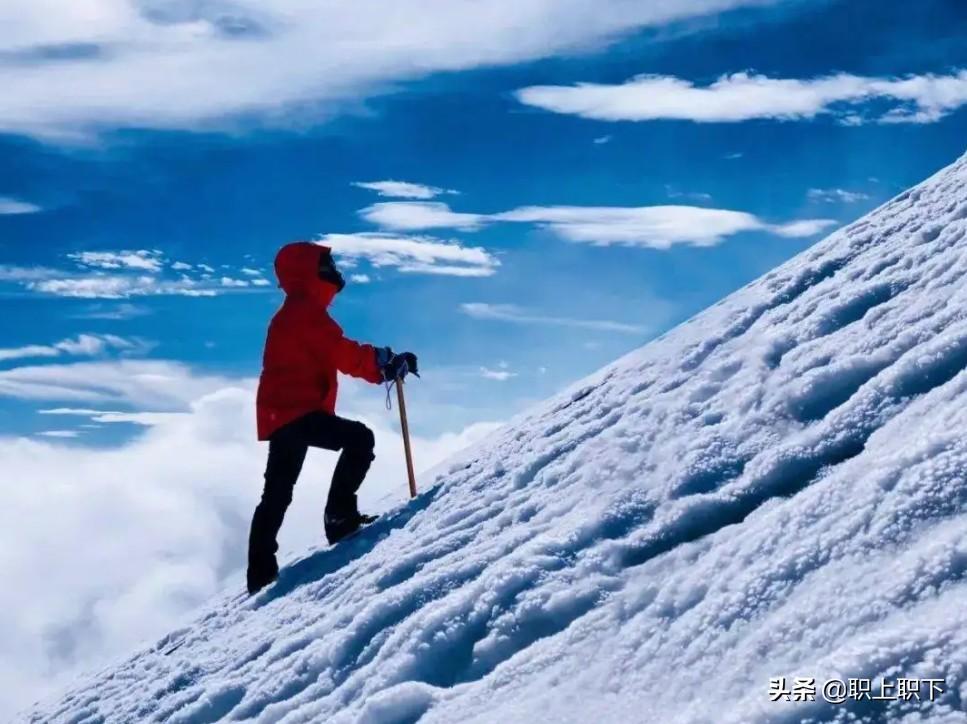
328, 420, 375, 517
247, 421, 309, 590
300, 412, 376, 519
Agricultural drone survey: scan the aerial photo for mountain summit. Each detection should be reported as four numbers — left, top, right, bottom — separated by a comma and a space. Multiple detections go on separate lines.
33, 152, 967, 723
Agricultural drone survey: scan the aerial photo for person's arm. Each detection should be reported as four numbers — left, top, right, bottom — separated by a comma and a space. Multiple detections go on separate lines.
332, 333, 383, 384
310, 315, 382, 383
313, 316, 415, 384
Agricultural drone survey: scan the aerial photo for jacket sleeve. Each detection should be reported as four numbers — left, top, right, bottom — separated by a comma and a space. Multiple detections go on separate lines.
315, 317, 383, 384
334, 335, 383, 383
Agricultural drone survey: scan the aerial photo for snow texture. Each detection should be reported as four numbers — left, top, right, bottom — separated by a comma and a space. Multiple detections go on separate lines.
28, 151, 967, 723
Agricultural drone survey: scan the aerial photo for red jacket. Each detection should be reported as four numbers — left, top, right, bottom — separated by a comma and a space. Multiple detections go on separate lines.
256, 242, 382, 440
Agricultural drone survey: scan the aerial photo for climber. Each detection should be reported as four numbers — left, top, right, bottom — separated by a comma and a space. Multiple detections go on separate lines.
247, 241, 417, 594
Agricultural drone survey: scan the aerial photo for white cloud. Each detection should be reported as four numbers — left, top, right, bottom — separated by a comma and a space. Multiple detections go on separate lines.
37, 430, 80, 439
0, 265, 60, 282
0, 1, 777, 141
72, 303, 151, 320
240, 267, 263, 276
27, 274, 219, 299
38, 408, 109, 416
0, 196, 42, 214
514, 70, 967, 124
592, 134, 612, 145
352, 181, 458, 199
0, 359, 236, 408
91, 411, 187, 425
480, 366, 517, 381
0, 251, 271, 299
359, 202, 486, 231
665, 185, 712, 202
350, 273, 371, 284
0, 344, 62, 363
0, 363, 501, 716
0, 334, 144, 362
53, 334, 140, 356
770, 218, 840, 238
219, 276, 249, 287
461, 302, 646, 335
498, 204, 836, 248
39, 407, 187, 426
68, 250, 164, 272
807, 188, 870, 203
361, 201, 835, 248
322, 233, 499, 277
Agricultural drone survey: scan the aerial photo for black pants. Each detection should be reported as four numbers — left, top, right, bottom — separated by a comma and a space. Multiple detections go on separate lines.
248, 411, 375, 566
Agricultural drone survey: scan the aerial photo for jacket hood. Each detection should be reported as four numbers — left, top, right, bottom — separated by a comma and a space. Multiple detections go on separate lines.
274, 241, 337, 306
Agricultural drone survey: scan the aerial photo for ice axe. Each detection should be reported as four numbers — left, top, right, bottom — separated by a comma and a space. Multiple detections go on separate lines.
388, 355, 419, 499
395, 376, 417, 499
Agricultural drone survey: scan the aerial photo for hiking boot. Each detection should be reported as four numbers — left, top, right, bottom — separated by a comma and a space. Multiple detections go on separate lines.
325, 510, 378, 544
246, 555, 279, 595
324, 511, 360, 544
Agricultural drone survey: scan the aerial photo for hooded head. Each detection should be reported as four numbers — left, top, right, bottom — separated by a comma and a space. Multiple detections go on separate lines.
274, 241, 344, 307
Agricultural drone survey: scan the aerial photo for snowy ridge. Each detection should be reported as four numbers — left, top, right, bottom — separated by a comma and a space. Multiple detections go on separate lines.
33, 151, 967, 724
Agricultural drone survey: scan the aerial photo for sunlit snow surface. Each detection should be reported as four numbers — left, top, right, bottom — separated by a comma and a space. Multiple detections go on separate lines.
33, 153, 967, 723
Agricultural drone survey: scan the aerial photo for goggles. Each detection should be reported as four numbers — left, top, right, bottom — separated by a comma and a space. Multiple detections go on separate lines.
318, 250, 346, 292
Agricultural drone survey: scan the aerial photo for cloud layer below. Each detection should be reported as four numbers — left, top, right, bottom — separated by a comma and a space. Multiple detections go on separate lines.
0, 360, 501, 716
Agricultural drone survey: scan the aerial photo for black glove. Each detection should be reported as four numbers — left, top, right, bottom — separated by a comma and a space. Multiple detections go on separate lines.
375, 347, 418, 381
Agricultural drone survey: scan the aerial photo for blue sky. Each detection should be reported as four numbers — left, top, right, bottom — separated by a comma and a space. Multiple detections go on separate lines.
0, 0, 965, 444
1, 0, 967, 714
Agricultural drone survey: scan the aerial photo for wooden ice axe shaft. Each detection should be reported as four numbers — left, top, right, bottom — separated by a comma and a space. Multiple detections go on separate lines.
396, 377, 417, 498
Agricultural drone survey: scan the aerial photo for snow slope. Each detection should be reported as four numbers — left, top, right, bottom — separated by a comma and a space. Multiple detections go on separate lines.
31, 151, 967, 724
